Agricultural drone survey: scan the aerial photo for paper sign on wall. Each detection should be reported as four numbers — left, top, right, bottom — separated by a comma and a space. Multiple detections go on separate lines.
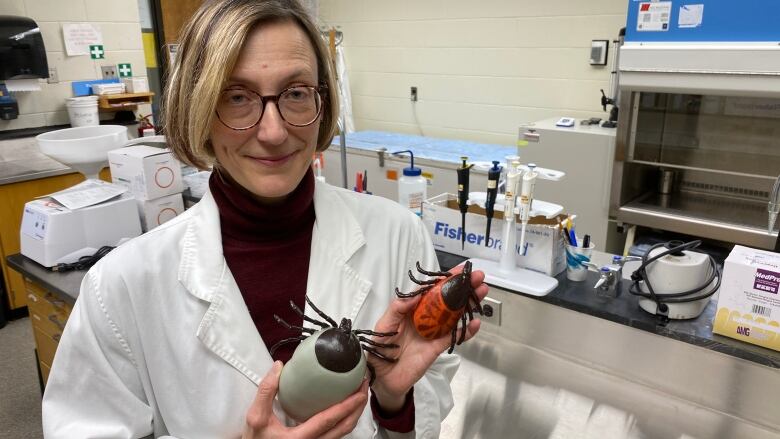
637, 1, 672, 32
678, 4, 704, 28
62, 23, 103, 56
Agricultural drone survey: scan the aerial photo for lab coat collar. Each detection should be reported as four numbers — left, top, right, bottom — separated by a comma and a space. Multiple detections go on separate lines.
179, 190, 270, 384
306, 181, 372, 322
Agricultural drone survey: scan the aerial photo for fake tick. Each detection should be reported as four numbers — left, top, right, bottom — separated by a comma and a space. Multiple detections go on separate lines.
269, 296, 398, 421
396, 260, 483, 353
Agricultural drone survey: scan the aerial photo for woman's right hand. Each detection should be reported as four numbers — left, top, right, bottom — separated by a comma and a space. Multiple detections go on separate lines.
242, 361, 369, 439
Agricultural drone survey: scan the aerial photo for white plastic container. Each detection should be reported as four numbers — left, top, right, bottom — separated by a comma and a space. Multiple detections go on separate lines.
65, 96, 99, 127
394, 150, 427, 217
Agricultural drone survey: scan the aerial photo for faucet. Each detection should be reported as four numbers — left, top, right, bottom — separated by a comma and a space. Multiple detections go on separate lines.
769, 174, 780, 234
589, 255, 642, 297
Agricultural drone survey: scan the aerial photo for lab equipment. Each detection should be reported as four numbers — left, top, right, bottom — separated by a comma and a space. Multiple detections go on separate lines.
628, 240, 721, 320
484, 161, 502, 246
467, 160, 560, 296
599, 28, 625, 128
20, 181, 142, 267
456, 157, 473, 250
610, 0, 780, 251
519, 119, 615, 252
589, 255, 641, 298
393, 150, 427, 216
555, 117, 575, 127
36, 125, 128, 180
517, 163, 538, 255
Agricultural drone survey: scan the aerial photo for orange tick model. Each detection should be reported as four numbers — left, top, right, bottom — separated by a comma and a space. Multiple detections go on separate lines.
395, 261, 483, 353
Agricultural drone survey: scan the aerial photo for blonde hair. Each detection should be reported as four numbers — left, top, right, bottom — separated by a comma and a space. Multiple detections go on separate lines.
161, 0, 339, 169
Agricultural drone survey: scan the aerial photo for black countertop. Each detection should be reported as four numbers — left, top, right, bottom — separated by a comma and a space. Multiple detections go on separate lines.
8, 251, 780, 369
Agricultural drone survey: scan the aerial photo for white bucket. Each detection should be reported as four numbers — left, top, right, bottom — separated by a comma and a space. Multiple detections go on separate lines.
65, 96, 99, 127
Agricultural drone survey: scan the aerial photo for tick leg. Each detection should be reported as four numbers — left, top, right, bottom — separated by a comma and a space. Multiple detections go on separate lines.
457, 312, 468, 345
448, 326, 457, 354
409, 270, 439, 285
355, 329, 398, 337
305, 296, 338, 328
358, 335, 399, 349
289, 300, 330, 329
363, 345, 398, 363
470, 292, 484, 315
396, 285, 431, 298
273, 315, 315, 334
269, 335, 307, 355
465, 305, 474, 322
415, 261, 451, 278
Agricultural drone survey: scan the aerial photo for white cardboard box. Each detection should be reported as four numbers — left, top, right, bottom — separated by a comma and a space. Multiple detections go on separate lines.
713, 245, 780, 352
122, 77, 149, 93
422, 193, 566, 276
136, 193, 184, 232
108, 145, 184, 200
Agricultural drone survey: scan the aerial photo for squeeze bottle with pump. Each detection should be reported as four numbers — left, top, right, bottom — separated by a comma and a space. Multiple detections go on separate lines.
393, 150, 427, 217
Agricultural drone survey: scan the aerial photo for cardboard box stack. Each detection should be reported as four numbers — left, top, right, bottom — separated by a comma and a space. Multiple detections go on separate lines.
108, 145, 185, 232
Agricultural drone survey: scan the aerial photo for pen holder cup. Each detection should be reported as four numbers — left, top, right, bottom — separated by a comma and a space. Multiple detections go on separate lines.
565, 240, 595, 282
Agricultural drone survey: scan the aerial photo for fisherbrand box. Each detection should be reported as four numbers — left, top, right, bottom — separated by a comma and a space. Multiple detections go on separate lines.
713, 245, 780, 352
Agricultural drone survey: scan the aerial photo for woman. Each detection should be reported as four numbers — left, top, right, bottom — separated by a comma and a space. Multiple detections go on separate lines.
42, 1, 487, 438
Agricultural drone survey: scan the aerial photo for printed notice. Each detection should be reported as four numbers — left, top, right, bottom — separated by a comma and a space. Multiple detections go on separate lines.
62, 23, 103, 56
679, 4, 704, 28
47, 179, 127, 210
637, 1, 672, 32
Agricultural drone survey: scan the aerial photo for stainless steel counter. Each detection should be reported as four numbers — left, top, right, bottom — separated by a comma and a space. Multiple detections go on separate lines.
0, 136, 74, 185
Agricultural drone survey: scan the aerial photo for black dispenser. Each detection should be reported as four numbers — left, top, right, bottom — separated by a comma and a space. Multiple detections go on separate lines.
0, 15, 49, 120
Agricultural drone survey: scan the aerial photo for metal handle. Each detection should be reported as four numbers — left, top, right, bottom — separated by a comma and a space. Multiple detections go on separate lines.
376, 147, 387, 167
27, 293, 38, 303
44, 294, 67, 311
48, 314, 66, 331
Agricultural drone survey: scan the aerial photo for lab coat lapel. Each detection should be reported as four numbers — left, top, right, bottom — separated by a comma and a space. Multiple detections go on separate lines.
178, 191, 272, 385
306, 181, 373, 323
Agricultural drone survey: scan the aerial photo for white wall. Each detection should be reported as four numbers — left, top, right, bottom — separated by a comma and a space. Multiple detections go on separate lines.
319, 0, 628, 145
0, 0, 149, 131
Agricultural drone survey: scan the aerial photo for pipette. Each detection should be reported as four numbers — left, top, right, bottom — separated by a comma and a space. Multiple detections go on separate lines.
484, 161, 502, 247
499, 160, 522, 273
518, 163, 538, 256
457, 157, 474, 250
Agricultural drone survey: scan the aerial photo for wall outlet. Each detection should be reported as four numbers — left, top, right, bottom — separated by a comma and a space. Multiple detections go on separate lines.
410, 86, 418, 102
101, 65, 118, 80
47, 67, 58, 84
480, 296, 502, 326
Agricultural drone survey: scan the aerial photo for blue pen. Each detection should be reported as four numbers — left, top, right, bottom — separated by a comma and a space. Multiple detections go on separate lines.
569, 228, 578, 247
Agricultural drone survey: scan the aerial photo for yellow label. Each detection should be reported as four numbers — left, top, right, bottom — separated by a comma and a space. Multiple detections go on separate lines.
458, 184, 464, 191
516, 140, 529, 147
713, 307, 780, 352
422, 171, 434, 180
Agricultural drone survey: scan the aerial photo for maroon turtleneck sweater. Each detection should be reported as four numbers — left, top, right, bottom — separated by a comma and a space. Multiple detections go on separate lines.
209, 168, 414, 432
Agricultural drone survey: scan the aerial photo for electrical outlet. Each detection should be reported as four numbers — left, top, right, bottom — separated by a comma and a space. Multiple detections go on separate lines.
47, 67, 58, 84
101, 65, 118, 80
480, 296, 502, 326
410, 86, 418, 102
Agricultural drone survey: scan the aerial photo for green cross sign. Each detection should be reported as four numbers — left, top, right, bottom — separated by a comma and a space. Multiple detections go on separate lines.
118, 63, 132, 77
89, 45, 104, 59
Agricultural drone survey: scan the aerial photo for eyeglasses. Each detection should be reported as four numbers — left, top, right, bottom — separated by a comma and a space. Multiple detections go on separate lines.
215, 85, 325, 130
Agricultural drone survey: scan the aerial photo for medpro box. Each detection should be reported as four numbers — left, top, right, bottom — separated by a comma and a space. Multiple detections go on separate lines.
713, 245, 780, 352
136, 193, 184, 232
108, 145, 183, 200
422, 193, 566, 276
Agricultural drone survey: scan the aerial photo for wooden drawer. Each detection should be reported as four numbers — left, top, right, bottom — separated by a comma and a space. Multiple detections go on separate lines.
33, 325, 60, 367
28, 308, 66, 341
40, 360, 51, 386
25, 279, 72, 317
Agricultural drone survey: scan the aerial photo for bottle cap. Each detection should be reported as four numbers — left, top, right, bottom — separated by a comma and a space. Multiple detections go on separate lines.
391, 150, 422, 177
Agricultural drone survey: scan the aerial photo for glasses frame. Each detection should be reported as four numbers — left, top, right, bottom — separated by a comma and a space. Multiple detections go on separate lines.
215, 84, 327, 131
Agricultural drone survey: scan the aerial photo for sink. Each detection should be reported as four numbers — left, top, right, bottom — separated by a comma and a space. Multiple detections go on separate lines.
36, 125, 128, 179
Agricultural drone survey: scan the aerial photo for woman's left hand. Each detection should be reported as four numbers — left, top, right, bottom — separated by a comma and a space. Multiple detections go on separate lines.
366, 264, 488, 412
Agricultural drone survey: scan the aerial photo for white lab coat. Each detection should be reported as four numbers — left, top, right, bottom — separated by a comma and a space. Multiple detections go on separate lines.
42, 180, 459, 438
